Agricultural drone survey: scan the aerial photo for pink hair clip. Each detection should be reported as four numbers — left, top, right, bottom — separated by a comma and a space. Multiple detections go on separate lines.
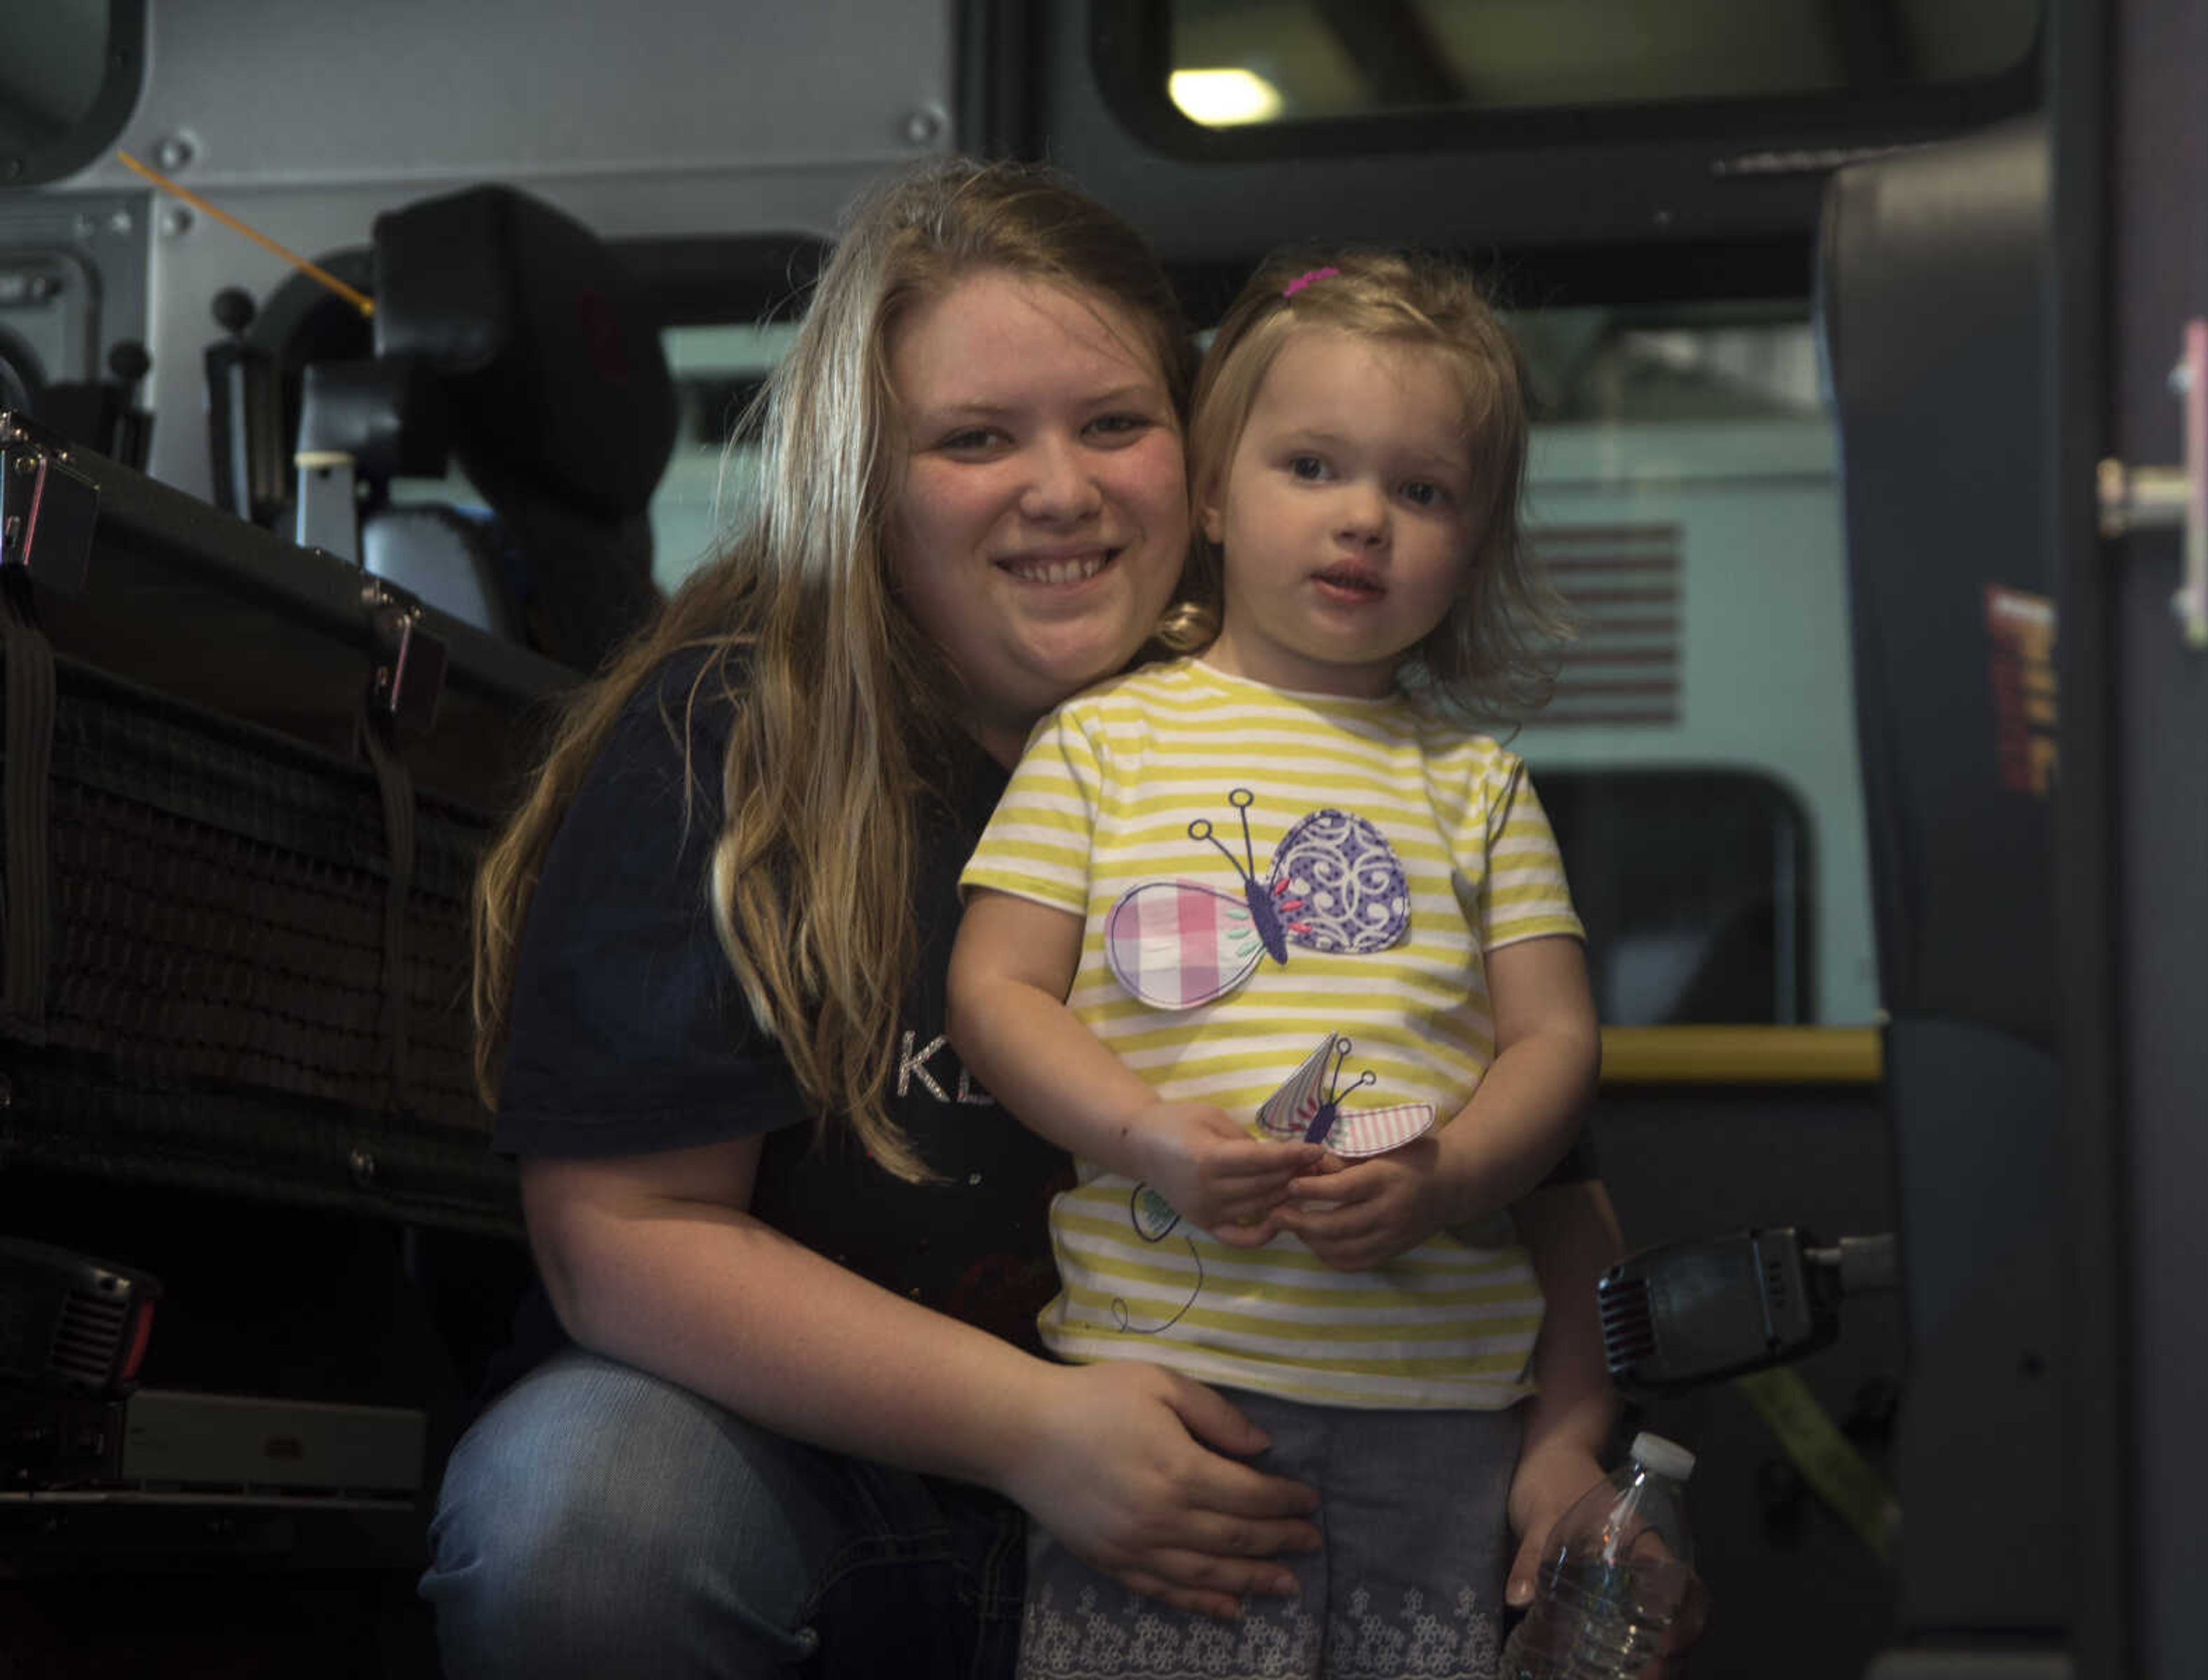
1281, 266, 1339, 298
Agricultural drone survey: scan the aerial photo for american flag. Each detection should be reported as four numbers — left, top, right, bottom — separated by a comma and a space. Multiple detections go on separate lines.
1531, 523, 1682, 726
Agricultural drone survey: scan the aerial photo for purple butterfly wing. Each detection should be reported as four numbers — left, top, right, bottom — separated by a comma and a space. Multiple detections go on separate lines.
1267, 810, 1409, 955
1106, 881, 1266, 1009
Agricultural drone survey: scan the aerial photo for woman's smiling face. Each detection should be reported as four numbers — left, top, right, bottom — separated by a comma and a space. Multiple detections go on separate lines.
887, 269, 1189, 763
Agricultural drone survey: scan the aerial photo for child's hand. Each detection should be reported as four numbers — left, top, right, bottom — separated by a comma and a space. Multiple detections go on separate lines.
1272, 1138, 1446, 1270
1129, 1103, 1324, 1246
1506, 1441, 1708, 1676
1503, 1442, 1607, 1610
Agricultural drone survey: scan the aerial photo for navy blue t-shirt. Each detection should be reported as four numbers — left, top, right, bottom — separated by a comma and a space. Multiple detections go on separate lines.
493, 650, 1073, 1367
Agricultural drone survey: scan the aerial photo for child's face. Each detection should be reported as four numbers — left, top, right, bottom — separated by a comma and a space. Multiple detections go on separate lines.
1198, 328, 1476, 699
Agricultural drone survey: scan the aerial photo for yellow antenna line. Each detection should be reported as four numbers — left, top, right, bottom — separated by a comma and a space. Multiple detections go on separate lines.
116, 149, 375, 320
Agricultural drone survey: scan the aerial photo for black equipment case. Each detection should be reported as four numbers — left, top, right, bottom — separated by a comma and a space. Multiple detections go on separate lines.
1, 409, 576, 1238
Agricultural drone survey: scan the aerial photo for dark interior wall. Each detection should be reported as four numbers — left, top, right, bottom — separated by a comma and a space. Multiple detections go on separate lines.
2106, 1, 2208, 1673
1591, 1083, 1902, 1679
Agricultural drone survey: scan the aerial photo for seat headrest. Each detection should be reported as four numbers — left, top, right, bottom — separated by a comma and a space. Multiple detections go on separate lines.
370, 186, 677, 522
1819, 117, 2054, 1044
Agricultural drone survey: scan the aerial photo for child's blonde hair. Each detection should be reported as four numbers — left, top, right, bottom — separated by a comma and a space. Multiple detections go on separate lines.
1166, 248, 1566, 722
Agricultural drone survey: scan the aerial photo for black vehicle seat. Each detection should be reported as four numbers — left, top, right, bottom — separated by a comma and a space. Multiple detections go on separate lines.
361, 184, 676, 673
1821, 116, 2065, 1652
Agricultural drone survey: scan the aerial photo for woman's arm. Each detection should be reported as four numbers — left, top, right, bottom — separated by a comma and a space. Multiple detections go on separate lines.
523, 1137, 1321, 1620
1275, 934, 1600, 1268
947, 888, 1322, 1238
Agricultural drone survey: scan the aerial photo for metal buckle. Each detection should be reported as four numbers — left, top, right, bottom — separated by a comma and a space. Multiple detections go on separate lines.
362, 579, 447, 739
0, 417, 100, 595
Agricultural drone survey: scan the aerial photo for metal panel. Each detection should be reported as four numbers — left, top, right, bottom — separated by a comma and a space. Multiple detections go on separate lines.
65, 0, 952, 192
0, 190, 150, 388
20, 0, 957, 501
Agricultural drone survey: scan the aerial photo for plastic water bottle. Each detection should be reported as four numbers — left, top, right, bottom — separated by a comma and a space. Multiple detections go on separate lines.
1500, 1432, 1696, 1679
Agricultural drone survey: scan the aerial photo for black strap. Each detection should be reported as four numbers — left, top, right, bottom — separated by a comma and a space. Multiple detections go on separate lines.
1, 576, 55, 1042
358, 705, 416, 1114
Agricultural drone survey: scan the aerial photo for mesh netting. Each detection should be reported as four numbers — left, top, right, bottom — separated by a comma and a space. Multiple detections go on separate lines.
16, 660, 493, 1140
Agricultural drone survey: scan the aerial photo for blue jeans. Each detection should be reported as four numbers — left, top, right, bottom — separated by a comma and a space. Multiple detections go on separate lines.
420, 1348, 1026, 1679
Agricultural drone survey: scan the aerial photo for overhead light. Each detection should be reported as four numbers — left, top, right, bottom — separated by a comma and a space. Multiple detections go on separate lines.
1168, 68, 1283, 128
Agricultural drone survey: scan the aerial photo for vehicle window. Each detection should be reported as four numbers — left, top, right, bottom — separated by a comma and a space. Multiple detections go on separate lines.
646, 322, 798, 592
1164, 0, 2039, 128
1508, 302, 1873, 1028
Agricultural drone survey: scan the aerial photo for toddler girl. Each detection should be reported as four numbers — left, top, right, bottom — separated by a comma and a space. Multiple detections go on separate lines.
949, 250, 1603, 1679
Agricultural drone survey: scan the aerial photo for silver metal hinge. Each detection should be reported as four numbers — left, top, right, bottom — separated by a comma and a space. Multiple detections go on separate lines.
2098, 317, 2207, 649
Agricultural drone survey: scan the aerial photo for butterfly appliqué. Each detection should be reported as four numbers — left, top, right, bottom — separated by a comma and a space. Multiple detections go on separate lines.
1110, 1030, 1433, 1336
1105, 789, 1410, 1010
1254, 1032, 1436, 1158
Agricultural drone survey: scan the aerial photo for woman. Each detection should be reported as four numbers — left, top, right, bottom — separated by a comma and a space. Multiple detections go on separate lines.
420, 156, 1638, 1678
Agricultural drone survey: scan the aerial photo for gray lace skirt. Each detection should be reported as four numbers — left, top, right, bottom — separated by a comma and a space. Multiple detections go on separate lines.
1018, 1389, 1522, 1680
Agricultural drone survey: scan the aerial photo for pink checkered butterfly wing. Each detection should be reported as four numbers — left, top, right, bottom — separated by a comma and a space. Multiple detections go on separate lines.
1104, 881, 1264, 1010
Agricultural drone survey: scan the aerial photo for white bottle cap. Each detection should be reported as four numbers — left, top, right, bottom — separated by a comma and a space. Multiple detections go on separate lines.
1630, 1432, 1696, 1482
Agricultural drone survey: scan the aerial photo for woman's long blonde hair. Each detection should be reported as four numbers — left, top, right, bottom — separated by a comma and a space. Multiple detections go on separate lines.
471, 158, 1193, 1181
1165, 248, 1566, 723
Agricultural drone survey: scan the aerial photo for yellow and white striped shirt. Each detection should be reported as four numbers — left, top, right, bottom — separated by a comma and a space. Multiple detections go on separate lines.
961, 658, 1584, 1409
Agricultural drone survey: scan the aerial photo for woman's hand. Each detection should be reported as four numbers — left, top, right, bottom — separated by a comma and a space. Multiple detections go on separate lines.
998, 1361, 1322, 1620
1272, 1138, 1447, 1270
1130, 1103, 1322, 1245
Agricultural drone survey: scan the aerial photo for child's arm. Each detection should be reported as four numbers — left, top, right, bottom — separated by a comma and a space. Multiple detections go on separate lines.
1502, 1177, 1623, 1606
1504, 1179, 1709, 1669
947, 888, 1324, 1242
1274, 933, 1599, 1270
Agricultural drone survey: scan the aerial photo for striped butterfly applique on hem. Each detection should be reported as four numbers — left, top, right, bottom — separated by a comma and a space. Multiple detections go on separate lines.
1254, 1031, 1435, 1158
1110, 1030, 1434, 1335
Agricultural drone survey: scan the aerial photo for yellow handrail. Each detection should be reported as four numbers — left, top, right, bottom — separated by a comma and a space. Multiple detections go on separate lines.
1599, 1025, 1882, 1085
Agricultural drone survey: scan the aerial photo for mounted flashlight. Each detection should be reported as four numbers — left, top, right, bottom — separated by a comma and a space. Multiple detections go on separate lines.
1597, 1227, 1897, 1391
